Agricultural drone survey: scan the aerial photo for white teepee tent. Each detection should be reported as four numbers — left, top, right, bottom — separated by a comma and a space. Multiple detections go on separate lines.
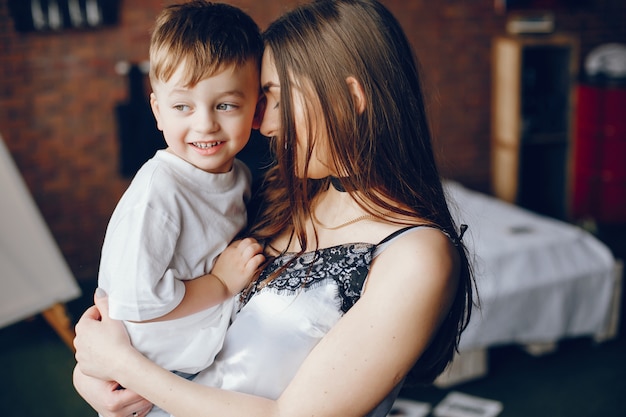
0, 134, 81, 347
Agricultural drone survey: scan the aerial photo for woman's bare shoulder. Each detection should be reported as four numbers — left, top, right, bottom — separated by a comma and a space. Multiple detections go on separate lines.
368, 225, 460, 292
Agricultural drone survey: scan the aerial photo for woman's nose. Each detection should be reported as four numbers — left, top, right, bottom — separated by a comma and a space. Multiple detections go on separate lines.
259, 105, 279, 138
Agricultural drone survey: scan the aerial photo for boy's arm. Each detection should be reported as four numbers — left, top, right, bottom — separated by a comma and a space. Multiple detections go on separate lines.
144, 238, 264, 322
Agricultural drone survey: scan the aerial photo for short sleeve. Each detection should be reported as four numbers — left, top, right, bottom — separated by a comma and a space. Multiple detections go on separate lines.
99, 203, 185, 321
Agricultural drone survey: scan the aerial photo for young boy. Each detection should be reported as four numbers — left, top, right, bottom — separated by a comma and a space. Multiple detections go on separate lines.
97, 2, 264, 415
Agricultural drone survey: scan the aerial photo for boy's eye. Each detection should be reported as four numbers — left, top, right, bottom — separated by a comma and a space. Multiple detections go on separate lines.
217, 103, 237, 111
174, 104, 190, 112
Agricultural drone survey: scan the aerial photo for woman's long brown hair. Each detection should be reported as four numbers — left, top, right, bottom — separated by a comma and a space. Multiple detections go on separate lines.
251, 0, 475, 385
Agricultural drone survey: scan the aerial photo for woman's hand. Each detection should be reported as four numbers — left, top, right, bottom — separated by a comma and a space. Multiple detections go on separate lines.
73, 365, 153, 417
73, 291, 154, 416
74, 290, 133, 382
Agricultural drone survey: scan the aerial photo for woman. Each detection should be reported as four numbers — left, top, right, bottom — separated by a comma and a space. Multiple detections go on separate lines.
74, 1, 474, 416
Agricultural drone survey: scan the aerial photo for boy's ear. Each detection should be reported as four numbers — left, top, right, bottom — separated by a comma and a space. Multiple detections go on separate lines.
149, 92, 164, 131
252, 95, 267, 130
346, 76, 366, 114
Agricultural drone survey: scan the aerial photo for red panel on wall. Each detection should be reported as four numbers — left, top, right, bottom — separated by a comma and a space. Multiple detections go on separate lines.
571, 84, 626, 223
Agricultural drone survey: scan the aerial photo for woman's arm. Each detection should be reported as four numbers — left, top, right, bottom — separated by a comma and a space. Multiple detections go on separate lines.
75, 228, 458, 417
74, 296, 277, 416
277, 227, 459, 416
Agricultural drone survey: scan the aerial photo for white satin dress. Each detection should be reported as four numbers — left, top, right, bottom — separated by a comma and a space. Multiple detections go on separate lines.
192, 227, 429, 416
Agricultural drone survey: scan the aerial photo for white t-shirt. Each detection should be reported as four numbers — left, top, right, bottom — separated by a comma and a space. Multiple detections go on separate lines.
98, 150, 250, 374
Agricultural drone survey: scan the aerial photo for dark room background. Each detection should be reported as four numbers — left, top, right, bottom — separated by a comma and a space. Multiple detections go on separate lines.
0, 0, 624, 283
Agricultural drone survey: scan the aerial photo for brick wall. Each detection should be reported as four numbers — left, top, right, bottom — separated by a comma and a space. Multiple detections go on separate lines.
0, 0, 624, 281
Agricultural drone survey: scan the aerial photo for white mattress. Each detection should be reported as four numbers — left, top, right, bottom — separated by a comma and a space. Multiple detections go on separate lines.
444, 181, 617, 351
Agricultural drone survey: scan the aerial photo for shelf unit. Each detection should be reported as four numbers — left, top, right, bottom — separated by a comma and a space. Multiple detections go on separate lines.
491, 34, 579, 219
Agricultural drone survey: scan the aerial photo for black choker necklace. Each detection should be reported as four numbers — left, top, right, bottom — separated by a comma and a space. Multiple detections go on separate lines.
329, 176, 347, 192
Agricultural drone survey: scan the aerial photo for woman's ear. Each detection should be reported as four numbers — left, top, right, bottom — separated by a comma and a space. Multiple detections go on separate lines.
346, 76, 366, 114
149, 92, 164, 131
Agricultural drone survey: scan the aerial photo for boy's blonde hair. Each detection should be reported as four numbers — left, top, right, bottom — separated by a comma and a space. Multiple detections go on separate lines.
149, 1, 263, 87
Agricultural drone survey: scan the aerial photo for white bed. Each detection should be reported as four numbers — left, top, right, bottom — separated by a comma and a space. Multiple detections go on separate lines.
434, 181, 622, 386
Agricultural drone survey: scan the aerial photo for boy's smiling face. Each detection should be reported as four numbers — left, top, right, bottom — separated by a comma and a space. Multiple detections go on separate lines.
150, 60, 260, 173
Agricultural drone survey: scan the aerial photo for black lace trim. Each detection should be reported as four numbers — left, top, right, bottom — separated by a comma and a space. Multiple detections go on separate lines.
241, 242, 375, 313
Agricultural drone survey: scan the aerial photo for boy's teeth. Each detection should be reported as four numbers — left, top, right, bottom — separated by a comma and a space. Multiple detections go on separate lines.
193, 141, 221, 149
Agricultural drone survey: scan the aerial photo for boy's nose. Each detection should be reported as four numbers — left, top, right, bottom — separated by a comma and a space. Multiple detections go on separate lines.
195, 110, 220, 133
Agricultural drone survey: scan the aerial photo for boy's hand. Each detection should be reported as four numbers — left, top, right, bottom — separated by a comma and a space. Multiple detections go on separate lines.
212, 238, 265, 295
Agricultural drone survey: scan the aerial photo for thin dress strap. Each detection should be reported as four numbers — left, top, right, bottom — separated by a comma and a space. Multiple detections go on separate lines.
378, 225, 429, 245
374, 225, 430, 258
374, 224, 467, 258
